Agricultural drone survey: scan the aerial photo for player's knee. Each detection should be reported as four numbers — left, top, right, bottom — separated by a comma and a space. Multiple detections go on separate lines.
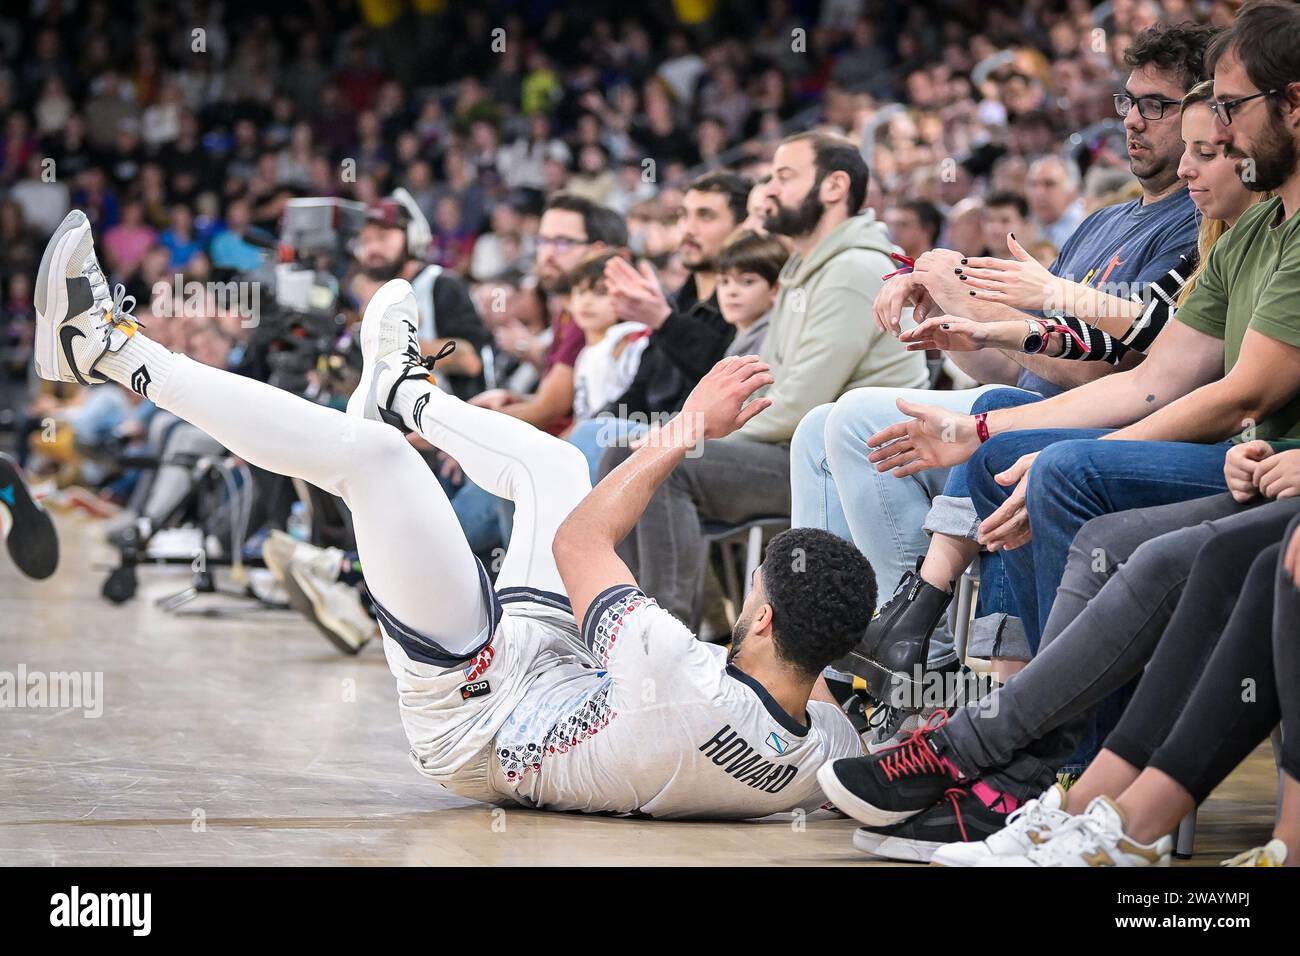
355, 420, 413, 467
545, 440, 592, 496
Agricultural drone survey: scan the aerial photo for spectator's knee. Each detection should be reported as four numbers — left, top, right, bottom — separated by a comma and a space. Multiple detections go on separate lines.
1070, 510, 1132, 570
1024, 440, 1089, 514
971, 387, 1040, 415
967, 435, 1018, 504
824, 387, 895, 447
791, 402, 833, 460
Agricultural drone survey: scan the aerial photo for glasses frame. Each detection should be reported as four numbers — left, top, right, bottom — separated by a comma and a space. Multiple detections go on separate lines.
1209, 89, 1279, 127
1113, 91, 1183, 121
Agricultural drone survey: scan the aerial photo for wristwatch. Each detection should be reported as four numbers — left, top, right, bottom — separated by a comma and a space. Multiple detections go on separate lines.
1021, 318, 1049, 354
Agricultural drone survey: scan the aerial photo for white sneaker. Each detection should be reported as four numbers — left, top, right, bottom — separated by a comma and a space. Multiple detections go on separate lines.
1221, 838, 1289, 867
286, 543, 375, 655
260, 529, 299, 587
977, 795, 1171, 867
264, 531, 330, 621
34, 209, 141, 385
347, 278, 448, 430
931, 784, 1068, 866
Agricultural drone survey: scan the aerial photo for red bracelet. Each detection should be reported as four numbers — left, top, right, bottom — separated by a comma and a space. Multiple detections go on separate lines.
1042, 322, 1090, 356
975, 412, 990, 443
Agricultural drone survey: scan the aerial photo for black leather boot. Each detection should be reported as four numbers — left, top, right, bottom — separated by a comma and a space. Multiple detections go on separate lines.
833, 563, 953, 706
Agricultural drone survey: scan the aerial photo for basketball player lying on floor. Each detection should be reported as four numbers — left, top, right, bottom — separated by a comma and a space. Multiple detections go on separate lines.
35, 210, 875, 819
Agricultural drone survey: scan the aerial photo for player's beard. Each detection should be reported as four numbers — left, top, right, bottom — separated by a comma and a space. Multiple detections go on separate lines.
361, 252, 405, 282
763, 186, 825, 239
1236, 109, 1299, 193
727, 609, 754, 662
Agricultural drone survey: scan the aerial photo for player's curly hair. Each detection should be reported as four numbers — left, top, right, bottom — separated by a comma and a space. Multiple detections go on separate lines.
759, 528, 876, 680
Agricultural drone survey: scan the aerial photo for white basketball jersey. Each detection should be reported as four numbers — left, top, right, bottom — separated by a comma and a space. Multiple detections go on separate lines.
388, 585, 861, 820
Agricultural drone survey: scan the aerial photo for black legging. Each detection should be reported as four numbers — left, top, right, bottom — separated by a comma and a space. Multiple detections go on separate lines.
1106, 513, 1300, 802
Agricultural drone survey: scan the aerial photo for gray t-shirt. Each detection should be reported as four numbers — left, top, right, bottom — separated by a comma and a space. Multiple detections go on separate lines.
724, 314, 771, 358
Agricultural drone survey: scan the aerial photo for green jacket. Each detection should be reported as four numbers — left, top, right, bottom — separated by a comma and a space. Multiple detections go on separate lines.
739, 211, 929, 443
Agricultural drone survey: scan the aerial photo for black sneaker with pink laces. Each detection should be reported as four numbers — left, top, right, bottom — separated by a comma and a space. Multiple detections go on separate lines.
815, 712, 965, 828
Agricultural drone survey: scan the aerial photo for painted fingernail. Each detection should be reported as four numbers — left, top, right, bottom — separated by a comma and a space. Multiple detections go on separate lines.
1010, 233, 1016, 240
960, 258, 968, 265
959, 275, 967, 281
954, 268, 963, 274
969, 290, 976, 296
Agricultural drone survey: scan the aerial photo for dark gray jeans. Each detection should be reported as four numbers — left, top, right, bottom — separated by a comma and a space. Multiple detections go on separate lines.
598, 435, 791, 621
936, 492, 1300, 798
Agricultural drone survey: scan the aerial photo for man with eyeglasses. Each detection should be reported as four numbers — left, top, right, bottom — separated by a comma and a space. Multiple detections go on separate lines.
469, 193, 627, 435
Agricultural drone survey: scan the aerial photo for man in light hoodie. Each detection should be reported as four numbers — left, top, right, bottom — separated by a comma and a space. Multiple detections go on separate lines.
598, 131, 928, 623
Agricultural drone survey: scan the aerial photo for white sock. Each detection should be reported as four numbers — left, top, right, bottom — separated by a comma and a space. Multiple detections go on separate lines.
94, 333, 176, 403
384, 368, 436, 433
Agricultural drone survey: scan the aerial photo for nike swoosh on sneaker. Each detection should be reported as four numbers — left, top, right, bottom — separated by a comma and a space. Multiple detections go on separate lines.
58, 325, 108, 386
59, 325, 93, 386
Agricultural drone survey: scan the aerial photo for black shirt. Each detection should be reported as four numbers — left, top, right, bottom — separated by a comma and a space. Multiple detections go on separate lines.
601, 274, 735, 420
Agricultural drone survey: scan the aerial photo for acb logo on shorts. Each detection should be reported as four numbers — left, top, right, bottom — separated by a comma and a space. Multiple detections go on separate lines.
460, 680, 491, 701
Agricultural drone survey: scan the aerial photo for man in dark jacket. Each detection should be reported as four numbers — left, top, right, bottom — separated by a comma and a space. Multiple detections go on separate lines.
567, 170, 750, 477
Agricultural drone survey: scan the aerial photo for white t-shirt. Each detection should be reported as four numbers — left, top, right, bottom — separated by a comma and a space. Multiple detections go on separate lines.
570, 322, 649, 423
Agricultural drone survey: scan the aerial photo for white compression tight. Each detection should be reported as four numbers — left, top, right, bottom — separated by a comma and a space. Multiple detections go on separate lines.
141, 349, 591, 654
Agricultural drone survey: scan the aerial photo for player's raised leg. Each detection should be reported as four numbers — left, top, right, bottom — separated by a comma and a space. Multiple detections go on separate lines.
348, 279, 590, 598
34, 210, 489, 655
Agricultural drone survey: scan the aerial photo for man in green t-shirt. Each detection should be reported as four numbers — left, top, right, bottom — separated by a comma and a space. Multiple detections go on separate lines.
817, 0, 1300, 859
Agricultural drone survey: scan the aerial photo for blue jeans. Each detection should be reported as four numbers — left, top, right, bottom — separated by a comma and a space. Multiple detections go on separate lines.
936, 388, 1043, 657
968, 432, 1232, 652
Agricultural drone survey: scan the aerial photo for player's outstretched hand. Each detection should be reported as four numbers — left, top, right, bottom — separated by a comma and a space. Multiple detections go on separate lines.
680, 355, 774, 444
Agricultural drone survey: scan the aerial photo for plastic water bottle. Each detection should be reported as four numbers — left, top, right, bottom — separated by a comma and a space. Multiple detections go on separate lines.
287, 502, 310, 542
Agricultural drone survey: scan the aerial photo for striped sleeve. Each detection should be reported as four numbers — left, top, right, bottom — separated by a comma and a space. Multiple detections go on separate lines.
1052, 252, 1195, 364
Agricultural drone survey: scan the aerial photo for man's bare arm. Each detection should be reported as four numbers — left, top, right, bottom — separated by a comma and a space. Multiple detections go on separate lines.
501, 364, 575, 427
421, 337, 484, 377
1109, 330, 1300, 443
944, 347, 1024, 386
554, 357, 774, 627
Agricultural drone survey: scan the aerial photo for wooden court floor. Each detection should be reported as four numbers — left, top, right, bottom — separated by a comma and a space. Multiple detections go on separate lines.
0, 513, 1280, 866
